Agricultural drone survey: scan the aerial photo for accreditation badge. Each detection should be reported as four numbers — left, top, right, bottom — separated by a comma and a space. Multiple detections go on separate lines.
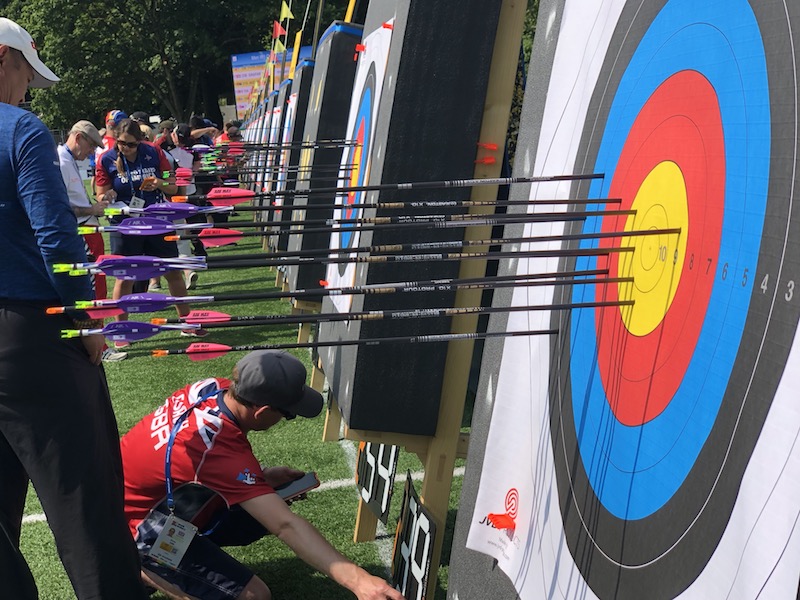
148, 514, 197, 569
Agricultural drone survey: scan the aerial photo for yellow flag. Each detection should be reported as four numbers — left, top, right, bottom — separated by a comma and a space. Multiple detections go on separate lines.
280, 1, 294, 20
274, 39, 286, 54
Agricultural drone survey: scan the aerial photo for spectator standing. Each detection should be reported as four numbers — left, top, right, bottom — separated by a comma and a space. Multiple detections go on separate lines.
57, 119, 127, 361
95, 118, 206, 345
0, 18, 147, 599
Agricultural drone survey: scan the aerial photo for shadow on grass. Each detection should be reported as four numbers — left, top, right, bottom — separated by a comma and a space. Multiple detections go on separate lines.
148, 556, 394, 600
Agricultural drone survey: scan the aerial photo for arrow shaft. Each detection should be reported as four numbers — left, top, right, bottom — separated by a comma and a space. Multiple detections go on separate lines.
175, 300, 633, 329
222, 197, 623, 212
155, 328, 561, 358
186, 172, 603, 201
190, 209, 635, 230
48, 269, 609, 315
205, 246, 633, 270
205, 228, 680, 262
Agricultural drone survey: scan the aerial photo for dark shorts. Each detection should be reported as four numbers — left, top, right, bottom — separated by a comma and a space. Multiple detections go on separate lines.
136, 501, 269, 600
109, 231, 180, 258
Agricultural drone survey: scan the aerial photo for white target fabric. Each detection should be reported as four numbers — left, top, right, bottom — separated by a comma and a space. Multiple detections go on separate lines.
326, 21, 394, 313
465, 1, 800, 598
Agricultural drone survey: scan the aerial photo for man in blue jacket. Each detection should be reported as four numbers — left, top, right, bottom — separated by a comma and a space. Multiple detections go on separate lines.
0, 17, 147, 600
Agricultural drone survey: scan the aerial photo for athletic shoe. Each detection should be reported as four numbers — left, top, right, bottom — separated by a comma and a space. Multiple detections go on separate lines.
180, 328, 208, 338
101, 347, 128, 362
185, 271, 198, 290
147, 281, 162, 291
113, 340, 131, 349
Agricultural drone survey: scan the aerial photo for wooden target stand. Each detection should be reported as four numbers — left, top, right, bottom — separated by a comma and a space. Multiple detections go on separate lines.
310, 2, 528, 597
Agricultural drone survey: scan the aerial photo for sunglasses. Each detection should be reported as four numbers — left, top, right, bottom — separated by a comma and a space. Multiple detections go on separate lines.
274, 406, 295, 420
117, 140, 140, 149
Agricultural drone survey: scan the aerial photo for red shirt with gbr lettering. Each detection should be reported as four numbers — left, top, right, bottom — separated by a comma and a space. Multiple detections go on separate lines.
120, 377, 274, 538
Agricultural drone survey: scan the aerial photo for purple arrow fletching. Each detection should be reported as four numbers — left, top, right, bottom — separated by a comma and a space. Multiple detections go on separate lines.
101, 321, 165, 342
139, 203, 202, 221
100, 321, 197, 341
97, 256, 182, 281
116, 293, 185, 313
117, 217, 177, 236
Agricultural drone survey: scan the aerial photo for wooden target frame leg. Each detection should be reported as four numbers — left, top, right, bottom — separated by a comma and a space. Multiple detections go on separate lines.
310, 357, 325, 392
354, 497, 380, 542
291, 299, 321, 344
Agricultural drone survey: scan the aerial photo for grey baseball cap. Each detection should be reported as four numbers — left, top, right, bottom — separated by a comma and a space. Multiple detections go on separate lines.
234, 350, 323, 418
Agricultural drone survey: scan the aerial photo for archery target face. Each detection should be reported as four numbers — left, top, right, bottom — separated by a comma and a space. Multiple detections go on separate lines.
466, 0, 800, 598
273, 92, 298, 212
326, 22, 393, 313
553, 0, 800, 595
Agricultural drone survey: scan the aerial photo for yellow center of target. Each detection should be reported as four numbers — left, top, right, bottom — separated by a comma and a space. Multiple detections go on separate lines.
617, 161, 688, 336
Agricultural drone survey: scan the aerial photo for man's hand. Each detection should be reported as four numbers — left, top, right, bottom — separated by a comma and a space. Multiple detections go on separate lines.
351, 572, 405, 600
91, 199, 110, 216
81, 333, 104, 365
261, 465, 305, 488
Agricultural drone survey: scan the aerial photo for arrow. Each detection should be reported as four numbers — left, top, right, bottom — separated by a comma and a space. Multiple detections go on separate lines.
173, 210, 632, 247
194, 196, 623, 213
188, 246, 636, 270
46, 269, 609, 316
104, 198, 622, 226
170, 209, 636, 231
150, 300, 633, 330
155, 283, 632, 325
58, 245, 633, 277
105, 202, 235, 222
61, 320, 199, 342
172, 172, 604, 205
173, 211, 632, 247
78, 217, 214, 236
61, 300, 632, 343
154, 328, 560, 361
190, 139, 358, 154
53, 255, 207, 281
201, 228, 680, 262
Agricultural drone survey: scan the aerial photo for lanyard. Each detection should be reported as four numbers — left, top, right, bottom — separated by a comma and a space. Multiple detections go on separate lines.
164, 388, 226, 534
121, 154, 138, 199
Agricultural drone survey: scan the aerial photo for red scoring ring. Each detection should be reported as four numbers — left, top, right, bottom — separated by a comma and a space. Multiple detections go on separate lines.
594, 70, 724, 426
345, 117, 367, 221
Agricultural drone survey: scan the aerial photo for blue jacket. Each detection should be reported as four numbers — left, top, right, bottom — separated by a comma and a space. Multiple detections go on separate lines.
0, 103, 92, 305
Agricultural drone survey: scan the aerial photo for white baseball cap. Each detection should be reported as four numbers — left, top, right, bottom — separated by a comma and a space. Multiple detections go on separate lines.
0, 18, 59, 88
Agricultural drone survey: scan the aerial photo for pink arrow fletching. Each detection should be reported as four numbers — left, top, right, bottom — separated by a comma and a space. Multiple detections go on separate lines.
86, 307, 125, 319
198, 228, 243, 248
184, 310, 232, 324
186, 342, 232, 361
175, 167, 193, 178
207, 187, 253, 199
208, 196, 251, 207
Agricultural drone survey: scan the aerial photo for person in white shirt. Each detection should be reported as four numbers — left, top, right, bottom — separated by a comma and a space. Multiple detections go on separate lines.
57, 120, 127, 362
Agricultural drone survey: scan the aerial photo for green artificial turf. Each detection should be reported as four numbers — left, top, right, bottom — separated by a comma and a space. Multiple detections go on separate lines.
19, 218, 466, 599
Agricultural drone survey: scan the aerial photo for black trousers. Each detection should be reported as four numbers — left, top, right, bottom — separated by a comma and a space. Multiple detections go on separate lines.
0, 302, 147, 599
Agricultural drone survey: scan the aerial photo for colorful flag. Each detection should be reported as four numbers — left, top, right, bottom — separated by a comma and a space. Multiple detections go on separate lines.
272, 20, 287, 38
280, 1, 294, 21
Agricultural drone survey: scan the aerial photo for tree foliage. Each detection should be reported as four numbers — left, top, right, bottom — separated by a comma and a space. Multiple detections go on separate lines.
0, 0, 349, 128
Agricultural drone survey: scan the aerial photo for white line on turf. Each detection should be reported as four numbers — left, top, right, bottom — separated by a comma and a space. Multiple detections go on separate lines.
21, 464, 466, 527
